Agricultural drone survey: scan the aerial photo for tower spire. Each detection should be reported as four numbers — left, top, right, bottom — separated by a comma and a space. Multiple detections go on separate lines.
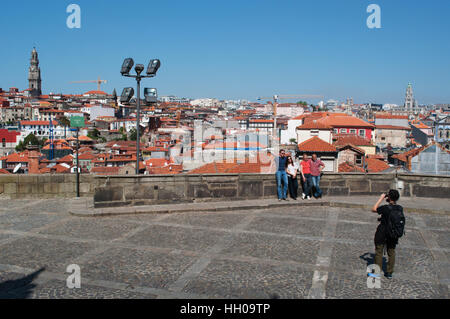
28, 47, 42, 97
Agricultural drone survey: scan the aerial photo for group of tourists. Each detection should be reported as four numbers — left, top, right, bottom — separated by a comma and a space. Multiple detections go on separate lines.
276, 149, 405, 279
275, 149, 325, 201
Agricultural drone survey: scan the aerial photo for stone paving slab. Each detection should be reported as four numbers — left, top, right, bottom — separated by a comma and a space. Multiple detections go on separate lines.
69, 196, 450, 217
0, 197, 448, 299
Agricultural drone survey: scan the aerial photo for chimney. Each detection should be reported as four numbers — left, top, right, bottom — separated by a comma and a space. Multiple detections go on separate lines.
28, 151, 40, 174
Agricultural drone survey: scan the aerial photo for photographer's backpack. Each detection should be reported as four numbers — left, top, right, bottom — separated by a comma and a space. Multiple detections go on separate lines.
386, 206, 405, 240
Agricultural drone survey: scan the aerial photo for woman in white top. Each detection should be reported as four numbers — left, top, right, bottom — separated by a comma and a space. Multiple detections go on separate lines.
285, 156, 299, 200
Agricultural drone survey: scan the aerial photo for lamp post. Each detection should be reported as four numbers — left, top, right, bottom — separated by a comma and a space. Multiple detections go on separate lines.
121, 58, 161, 175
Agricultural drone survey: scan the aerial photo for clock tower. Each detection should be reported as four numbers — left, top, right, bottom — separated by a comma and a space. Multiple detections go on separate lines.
28, 47, 42, 97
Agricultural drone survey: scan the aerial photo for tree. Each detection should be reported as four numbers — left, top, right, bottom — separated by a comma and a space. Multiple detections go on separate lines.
118, 127, 127, 141
87, 128, 100, 140
129, 128, 137, 141
15, 133, 41, 152
296, 101, 307, 106
289, 138, 297, 144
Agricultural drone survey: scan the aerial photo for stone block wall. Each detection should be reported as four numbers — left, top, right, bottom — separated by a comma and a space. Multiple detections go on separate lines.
0, 173, 448, 205
0, 174, 102, 199
92, 173, 450, 208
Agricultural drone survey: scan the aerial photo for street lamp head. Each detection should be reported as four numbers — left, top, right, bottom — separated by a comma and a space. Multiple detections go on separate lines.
146, 59, 161, 76
144, 88, 158, 103
135, 64, 145, 76
121, 58, 134, 76
120, 87, 134, 103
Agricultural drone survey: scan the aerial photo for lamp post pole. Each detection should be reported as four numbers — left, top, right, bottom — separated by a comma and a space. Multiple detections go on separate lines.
76, 127, 80, 197
135, 76, 141, 175
121, 58, 160, 175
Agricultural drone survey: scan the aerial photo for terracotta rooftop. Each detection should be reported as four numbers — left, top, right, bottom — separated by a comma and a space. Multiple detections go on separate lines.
298, 136, 337, 153
338, 162, 365, 173
332, 134, 374, 147
365, 158, 390, 173
296, 120, 332, 130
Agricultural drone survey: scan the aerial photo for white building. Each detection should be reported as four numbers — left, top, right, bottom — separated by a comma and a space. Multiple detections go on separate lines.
110, 119, 138, 132
280, 115, 306, 144
296, 120, 333, 144
19, 120, 73, 140
90, 104, 115, 121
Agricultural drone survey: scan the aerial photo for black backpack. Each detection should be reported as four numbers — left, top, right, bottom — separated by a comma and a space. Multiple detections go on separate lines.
385, 206, 405, 240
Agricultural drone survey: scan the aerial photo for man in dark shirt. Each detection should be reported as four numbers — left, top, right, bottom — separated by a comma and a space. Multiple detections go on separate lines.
371, 189, 403, 279
275, 149, 288, 201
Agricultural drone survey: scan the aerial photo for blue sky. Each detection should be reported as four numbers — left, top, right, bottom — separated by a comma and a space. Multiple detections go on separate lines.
0, 0, 449, 104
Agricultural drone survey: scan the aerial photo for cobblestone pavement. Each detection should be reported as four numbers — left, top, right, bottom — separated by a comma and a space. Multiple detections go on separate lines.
0, 198, 448, 299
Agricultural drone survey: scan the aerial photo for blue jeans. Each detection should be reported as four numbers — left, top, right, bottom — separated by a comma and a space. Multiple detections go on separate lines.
276, 170, 288, 199
302, 173, 312, 197
311, 175, 322, 198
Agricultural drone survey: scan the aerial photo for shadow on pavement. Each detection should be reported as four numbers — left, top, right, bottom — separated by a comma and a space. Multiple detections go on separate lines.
360, 252, 387, 273
0, 267, 45, 299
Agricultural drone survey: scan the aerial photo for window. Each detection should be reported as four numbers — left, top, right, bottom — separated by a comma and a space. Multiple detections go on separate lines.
311, 130, 319, 136
340, 128, 347, 133
333, 129, 338, 134
381, 137, 386, 141
2, 138, 5, 148
356, 155, 363, 165
359, 129, 365, 137
350, 129, 356, 134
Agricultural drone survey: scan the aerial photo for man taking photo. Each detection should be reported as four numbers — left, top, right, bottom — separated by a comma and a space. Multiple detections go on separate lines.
371, 189, 405, 279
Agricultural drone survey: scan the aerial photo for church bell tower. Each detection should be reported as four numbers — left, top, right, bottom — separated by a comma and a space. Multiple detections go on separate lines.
28, 47, 42, 97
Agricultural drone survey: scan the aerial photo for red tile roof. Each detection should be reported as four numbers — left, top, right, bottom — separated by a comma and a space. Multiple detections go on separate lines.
338, 162, 365, 173
365, 158, 390, 172
412, 122, 430, 129
20, 120, 58, 126
188, 158, 271, 174
296, 120, 332, 130
333, 134, 374, 147
298, 136, 337, 153
319, 115, 375, 128
90, 166, 120, 175
84, 90, 108, 95
145, 158, 169, 167
147, 164, 183, 175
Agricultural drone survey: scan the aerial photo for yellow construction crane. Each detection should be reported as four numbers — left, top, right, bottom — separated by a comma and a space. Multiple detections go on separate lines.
70, 76, 107, 91
257, 94, 324, 138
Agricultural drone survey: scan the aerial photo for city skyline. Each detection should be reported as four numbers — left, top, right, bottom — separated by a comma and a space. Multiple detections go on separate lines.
0, 0, 449, 104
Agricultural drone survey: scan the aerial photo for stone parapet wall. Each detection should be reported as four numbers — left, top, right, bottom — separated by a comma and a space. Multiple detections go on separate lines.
0, 174, 101, 199
91, 173, 450, 208
0, 173, 448, 204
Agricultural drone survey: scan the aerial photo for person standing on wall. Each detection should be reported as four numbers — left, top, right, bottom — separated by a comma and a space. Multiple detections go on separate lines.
310, 153, 325, 199
275, 149, 288, 201
286, 155, 299, 200
300, 153, 312, 200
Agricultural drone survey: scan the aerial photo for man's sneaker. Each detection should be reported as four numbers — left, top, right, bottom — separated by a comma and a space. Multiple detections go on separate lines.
301, 193, 306, 200
278, 198, 282, 201
307, 196, 311, 200
284, 198, 289, 201
385, 273, 393, 279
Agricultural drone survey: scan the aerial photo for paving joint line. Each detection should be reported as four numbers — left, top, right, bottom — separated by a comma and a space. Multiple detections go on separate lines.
307, 208, 339, 299
163, 213, 257, 297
